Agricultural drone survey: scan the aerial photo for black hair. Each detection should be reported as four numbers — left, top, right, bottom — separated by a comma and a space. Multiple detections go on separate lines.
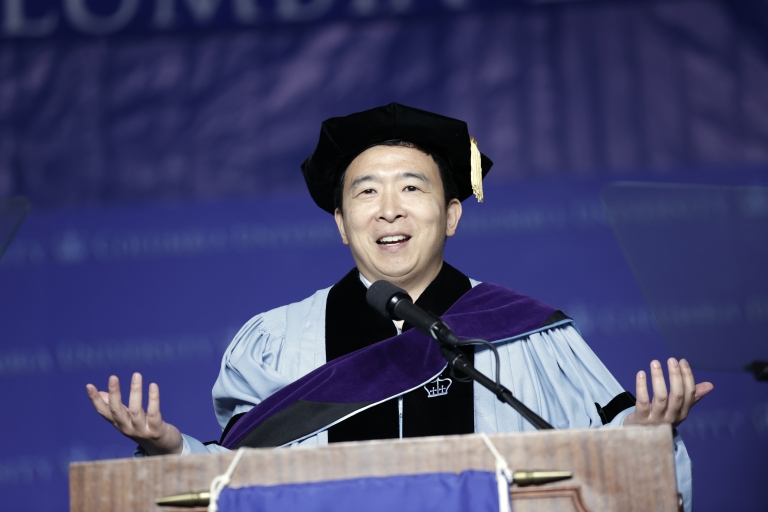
333, 139, 459, 213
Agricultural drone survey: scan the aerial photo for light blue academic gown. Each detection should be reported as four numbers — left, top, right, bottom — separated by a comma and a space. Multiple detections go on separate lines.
163, 278, 693, 511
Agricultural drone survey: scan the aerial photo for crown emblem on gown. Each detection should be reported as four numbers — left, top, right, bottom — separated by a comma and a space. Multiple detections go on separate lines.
424, 377, 452, 398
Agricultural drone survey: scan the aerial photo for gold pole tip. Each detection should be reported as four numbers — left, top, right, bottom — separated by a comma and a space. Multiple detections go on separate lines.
155, 490, 210, 507
512, 470, 573, 486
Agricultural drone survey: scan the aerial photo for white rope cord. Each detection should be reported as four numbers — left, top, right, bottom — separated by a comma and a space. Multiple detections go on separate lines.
208, 448, 246, 512
480, 433, 513, 512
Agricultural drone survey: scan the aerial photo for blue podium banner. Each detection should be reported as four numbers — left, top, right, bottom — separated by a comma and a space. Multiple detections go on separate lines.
218, 471, 504, 512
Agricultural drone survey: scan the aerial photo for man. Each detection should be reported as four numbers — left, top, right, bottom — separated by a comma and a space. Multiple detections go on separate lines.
86, 103, 712, 510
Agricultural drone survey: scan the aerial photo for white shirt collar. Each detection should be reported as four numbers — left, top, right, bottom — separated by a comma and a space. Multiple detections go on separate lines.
358, 271, 401, 334
358, 272, 373, 289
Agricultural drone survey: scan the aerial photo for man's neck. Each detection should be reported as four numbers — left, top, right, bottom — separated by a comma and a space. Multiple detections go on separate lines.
359, 262, 445, 331
359, 262, 443, 303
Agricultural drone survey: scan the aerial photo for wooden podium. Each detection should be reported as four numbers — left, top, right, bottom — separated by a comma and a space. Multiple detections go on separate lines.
70, 425, 680, 511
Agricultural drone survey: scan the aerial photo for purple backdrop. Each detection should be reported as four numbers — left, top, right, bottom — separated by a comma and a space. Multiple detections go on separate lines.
1, 1, 767, 510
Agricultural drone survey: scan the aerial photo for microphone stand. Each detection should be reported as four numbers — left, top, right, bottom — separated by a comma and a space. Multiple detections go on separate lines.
429, 321, 554, 431
368, 281, 553, 431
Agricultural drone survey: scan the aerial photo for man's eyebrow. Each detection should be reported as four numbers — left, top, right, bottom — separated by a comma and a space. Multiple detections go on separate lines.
349, 174, 380, 189
399, 171, 429, 183
349, 172, 430, 189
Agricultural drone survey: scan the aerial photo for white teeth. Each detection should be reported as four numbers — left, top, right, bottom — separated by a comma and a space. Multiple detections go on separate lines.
378, 235, 408, 244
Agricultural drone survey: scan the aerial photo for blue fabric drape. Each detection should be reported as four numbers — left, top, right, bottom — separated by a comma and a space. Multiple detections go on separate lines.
217, 471, 505, 512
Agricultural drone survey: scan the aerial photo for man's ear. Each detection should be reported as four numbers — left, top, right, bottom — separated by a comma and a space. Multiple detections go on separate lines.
334, 208, 349, 245
445, 198, 462, 237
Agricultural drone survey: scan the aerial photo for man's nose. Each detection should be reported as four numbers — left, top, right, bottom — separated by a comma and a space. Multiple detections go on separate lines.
377, 189, 405, 222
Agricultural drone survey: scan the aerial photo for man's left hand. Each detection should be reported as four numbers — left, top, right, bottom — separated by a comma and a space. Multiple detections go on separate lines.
623, 358, 714, 428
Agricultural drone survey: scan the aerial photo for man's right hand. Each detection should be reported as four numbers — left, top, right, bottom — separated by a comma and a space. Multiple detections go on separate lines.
86, 373, 183, 456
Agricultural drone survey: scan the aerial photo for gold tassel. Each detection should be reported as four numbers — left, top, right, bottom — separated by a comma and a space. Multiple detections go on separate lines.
470, 136, 483, 202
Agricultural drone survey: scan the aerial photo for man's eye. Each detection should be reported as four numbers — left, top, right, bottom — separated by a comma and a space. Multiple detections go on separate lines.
361, 189, 375, 195
404, 186, 419, 192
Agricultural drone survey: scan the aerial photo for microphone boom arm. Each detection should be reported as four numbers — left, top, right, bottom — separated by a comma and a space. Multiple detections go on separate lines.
374, 281, 553, 431
386, 284, 554, 430
438, 344, 554, 431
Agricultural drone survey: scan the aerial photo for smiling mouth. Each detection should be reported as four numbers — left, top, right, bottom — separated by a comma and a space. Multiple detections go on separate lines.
377, 235, 411, 246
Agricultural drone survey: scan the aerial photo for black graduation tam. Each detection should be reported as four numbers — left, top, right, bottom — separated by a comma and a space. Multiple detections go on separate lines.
301, 103, 493, 214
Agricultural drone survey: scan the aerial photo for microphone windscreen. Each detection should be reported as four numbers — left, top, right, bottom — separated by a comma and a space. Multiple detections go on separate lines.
366, 280, 406, 319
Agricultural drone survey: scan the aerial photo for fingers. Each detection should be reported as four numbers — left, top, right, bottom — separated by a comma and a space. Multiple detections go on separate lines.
127, 373, 144, 427
679, 359, 697, 413
634, 370, 650, 417
649, 360, 668, 419
88, 377, 129, 428
107, 375, 131, 428
107, 375, 122, 411
666, 358, 684, 420
86, 383, 112, 419
681, 359, 715, 405
146, 382, 163, 429
87, 374, 175, 455
694, 381, 714, 403
628, 358, 715, 428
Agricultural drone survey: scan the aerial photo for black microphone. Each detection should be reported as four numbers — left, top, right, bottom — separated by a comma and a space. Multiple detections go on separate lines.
366, 280, 461, 346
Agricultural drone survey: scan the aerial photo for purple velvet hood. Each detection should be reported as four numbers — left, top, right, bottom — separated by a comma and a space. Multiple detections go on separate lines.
221, 282, 564, 449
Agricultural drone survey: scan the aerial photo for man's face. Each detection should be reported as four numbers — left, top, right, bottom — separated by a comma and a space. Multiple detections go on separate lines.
334, 145, 462, 288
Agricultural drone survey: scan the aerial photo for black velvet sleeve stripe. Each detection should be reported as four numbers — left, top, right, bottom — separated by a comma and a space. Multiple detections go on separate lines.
235, 400, 374, 448
219, 412, 246, 444
544, 310, 631, 425
542, 310, 569, 327
595, 391, 636, 424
